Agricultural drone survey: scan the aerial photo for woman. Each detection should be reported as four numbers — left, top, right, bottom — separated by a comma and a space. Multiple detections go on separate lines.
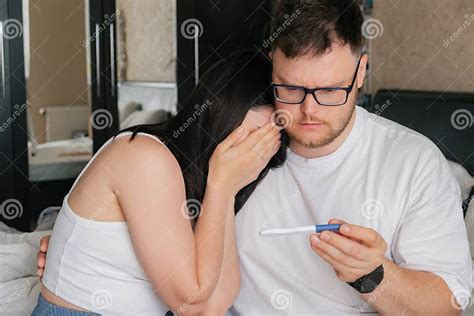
33, 49, 288, 315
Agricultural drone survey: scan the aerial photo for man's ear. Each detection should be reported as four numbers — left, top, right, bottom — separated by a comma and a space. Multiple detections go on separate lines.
357, 54, 368, 89
269, 51, 273, 60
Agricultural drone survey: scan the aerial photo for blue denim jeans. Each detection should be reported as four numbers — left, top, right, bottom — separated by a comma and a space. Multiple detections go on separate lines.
31, 294, 100, 316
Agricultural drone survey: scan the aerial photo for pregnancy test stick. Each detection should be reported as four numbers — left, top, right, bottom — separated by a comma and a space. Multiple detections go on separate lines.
259, 224, 341, 237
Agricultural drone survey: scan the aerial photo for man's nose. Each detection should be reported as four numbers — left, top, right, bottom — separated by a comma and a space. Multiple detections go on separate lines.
300, 93, 323, 116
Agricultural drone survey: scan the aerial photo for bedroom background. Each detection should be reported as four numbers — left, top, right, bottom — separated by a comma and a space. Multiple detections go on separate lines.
0, 0, 473, 314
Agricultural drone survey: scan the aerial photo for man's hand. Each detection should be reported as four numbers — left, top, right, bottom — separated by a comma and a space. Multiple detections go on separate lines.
36, 235, 51, 278
310, 219, 387, 282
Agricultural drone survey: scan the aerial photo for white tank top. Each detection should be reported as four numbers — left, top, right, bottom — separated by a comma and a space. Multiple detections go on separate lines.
42, 131, 171, 315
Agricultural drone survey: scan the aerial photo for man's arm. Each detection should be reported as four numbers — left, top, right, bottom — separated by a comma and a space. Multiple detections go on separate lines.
310, 219, 461, 315
363, 257, 459, 315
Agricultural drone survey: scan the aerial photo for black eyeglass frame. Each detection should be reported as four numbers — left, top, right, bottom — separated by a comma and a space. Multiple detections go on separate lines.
271, 55, 363, 106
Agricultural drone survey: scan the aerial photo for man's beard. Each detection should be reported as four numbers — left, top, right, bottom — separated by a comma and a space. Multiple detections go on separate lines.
287, 106, 355, 149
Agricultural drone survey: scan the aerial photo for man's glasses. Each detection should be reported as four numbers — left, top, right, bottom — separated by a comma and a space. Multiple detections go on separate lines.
271, 56, 362, 106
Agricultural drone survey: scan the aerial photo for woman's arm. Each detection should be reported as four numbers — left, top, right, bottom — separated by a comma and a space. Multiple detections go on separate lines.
115, 137, 230, 314
115, 123, 280, 314
36, 123, 280, 314
201, 197, 241, 314
36, 190, 241, 314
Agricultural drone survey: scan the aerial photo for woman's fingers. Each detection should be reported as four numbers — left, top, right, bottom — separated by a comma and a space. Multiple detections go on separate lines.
36, 251, 46, 277
270, 136, 282, 156
243, 128, 281, 162
238, 122, 279, 153
217, 126, 245, 152
39, 235, 50, 252
207, 121, 281, 194
254, 127, 281, 159
37, 251, 45, 267
37, 235, 50, 278
261, 135, 280, 159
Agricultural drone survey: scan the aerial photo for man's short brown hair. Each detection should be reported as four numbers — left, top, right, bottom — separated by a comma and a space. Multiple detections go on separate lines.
272, 0, 364, 57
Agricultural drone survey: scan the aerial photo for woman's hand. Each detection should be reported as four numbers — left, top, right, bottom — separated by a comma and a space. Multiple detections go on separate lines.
36, 235, 50, 278
208, 122, 281, 196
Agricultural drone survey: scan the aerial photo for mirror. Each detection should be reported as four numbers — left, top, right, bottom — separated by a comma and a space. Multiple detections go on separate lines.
24, 0, 92, 182
24, 0, 178, 182
115, 0, 177, 130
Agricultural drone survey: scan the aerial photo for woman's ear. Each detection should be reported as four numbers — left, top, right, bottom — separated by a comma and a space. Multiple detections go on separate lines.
269, 51, 273, 60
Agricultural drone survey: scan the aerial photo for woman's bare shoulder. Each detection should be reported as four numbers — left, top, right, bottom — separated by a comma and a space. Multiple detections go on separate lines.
104, 133, 184, 186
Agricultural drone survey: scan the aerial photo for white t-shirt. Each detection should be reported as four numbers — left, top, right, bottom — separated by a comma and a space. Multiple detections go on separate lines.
230, 106, 472, 315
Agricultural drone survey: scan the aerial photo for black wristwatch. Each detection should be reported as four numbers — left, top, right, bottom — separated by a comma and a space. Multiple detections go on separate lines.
347, 264, 384, 294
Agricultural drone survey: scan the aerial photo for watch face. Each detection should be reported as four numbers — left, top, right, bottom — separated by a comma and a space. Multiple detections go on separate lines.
361, 277, 378, 293
348, 264, 384, 293
372, 268, 385, 284
361, 266, 384, 293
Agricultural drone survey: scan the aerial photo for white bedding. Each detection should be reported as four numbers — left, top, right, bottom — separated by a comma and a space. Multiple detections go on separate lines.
0, 224, 51, 315
463, 261, 474, 315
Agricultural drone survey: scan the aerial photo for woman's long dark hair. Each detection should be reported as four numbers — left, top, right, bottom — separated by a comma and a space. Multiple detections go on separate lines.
118, 49, 289, 215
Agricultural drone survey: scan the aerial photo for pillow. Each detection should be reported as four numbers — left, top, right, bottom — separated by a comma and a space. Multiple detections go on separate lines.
119, 101, 142, 125
120, 109, 171, 129
447, 160, 473, 202
465, 199, 474, 258
451, 160, 474, 258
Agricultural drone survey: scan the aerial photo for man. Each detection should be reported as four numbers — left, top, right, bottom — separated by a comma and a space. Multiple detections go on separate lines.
230, 0, 471, 314
37, 1, 471, 314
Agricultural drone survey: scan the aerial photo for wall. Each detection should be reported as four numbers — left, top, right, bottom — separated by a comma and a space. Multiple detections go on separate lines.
117, 0, 176, 83
371, 0, 474, 94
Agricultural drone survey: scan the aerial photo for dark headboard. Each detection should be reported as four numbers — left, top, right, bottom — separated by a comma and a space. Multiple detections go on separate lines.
371, 90, 474, 175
